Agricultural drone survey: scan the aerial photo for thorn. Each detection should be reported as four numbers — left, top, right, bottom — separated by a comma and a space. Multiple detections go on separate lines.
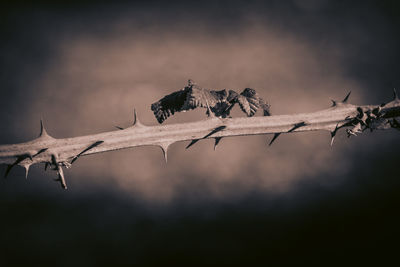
44, 162, 49, 171
330, 124, 340, 146
39, 118, 49, 137
330, 136, 335, 146
22, 164, 30, 179
288, 121, 307, 132
132, 108, 144, 127
186, 139, 199, 149
57, 166, 67, 189
205, 126, 226, 138
331, 91, 351, 106
214, 137, 222, 150
186, 126, 226, 149
159, 143, 170, 163
394, 88, 398, 100
269, 133, 281, 146
342, 91, 351, 103
70, 141, 104, 164
4, 165, 13, 178
133, 108, 138, 124
115, 109, 144, 129
51, 154, 67, 189
32, 148, 48, 158
51, 154, 58, 166
162, 149, 168, 163
4, 154, 31, 178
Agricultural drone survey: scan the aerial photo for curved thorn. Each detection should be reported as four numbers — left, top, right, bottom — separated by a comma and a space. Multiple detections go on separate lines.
159, 144, 169, 163
186, 139, 199, 149
4, 154, 31, 178
23, 164, 30, 179
51, 154, 58, 166
330, 123, 340, 146
288, 121, 307, 133
186, 126, 226, 149
342, 91, 351, 103
4, 164, 13, 178
162, 149, 168, 163
205, 126, 226, 138
39, 118, 49, 137
133, 108, 138, 125
32, 148, 48, 158
331, 100, 337, 107
71, 141, 104, 164
394, 88, 398, 100
330, 136, 335, 146
57, 166, 67, 189
115, 126, 124, 130
51, 154, 67, 189
214, 137, 222, 150
269, 133, 281, 146
132, 108, 144, 127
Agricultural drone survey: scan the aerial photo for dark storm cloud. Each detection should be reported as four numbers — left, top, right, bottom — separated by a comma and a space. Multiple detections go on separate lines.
0, 0, 399, 265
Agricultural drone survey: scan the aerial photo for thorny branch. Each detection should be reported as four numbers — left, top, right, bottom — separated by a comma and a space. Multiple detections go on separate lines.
0, 89, 399, 189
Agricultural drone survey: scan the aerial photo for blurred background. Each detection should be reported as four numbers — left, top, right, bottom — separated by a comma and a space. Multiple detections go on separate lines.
0, 0, 399, 265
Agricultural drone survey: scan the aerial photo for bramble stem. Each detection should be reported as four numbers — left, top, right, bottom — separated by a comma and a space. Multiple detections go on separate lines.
1, 93, 399, 189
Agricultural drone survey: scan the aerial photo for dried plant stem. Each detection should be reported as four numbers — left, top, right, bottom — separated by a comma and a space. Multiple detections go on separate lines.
1, 92, 399, 189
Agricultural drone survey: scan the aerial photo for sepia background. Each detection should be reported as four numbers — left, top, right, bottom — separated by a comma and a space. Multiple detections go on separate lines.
1, 0, 399, 265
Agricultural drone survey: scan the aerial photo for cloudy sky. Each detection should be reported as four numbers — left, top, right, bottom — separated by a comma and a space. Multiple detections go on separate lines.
0, 0, 399, 265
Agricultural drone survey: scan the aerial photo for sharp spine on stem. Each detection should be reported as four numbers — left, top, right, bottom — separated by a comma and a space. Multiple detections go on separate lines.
342, 91, 351, 103
159, 143, 170, 163
330, 123, 340, 146
214, 137, 222, 150
70, 141, 104, 164
51, 154, 67, 189
39, 118, 52, 138
132, 108, 144, 127
331, 91, 351, 107
269, 121, 307, 146
186, 126, 226, 149
269, 133, 281, 146
4, 154, 32, 178
22, 164, 30, 179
